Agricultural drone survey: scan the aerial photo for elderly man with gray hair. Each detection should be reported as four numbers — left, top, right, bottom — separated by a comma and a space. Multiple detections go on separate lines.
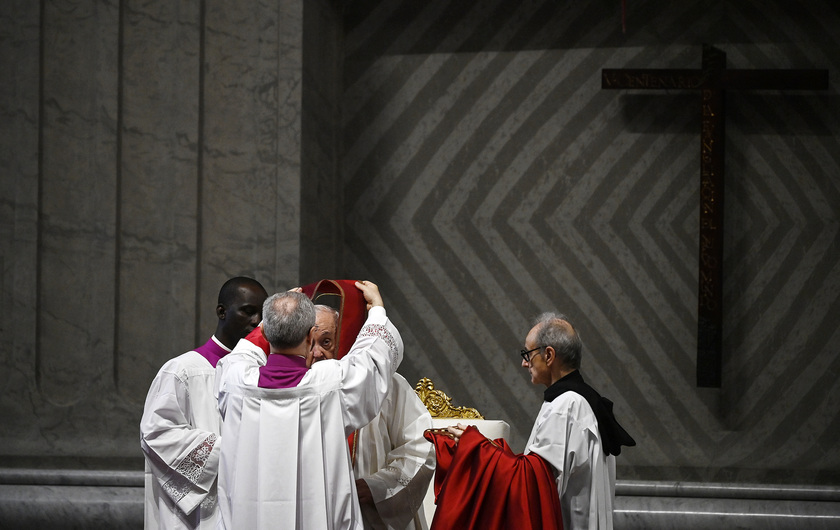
441, 313, 635, 530
214, 281, 403, 530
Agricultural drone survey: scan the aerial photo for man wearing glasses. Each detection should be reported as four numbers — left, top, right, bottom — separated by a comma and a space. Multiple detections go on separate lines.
442, 313, 634, 530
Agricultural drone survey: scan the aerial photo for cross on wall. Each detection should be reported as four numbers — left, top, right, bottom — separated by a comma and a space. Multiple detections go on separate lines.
601, 45, 828, 388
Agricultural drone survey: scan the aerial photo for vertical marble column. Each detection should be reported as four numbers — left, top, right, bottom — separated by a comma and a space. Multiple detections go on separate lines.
200, 0, 302, 320
275, 0, 305, 281
300, 0, 344, 282
117, 0, 202, 403
1, 0, 143, 459
39, 0, 119, 405
0, 1, 40, 423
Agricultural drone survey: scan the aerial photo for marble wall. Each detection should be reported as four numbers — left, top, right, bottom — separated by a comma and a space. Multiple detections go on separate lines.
300, 0, 344, 281
1, 0, 305, 465
338, 0, 840, 485
1, 0, 839, 500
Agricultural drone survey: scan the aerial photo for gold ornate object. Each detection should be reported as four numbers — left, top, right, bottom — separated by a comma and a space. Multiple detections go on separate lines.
415, 377, 484, 419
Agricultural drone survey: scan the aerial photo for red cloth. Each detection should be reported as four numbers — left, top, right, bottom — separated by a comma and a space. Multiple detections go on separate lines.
424, 426, 563, 530
243, 325, 270, 354
301, 279, 366, 359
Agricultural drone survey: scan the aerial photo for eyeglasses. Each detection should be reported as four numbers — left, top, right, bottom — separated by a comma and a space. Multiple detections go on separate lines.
520, 346, 542, 364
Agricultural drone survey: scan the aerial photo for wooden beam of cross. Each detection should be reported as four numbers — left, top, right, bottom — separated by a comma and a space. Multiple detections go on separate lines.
601, 45, 828, 388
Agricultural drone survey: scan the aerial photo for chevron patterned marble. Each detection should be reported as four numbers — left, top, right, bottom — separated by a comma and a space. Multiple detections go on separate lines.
339, 0, 840, 484
1, 0, 837, 494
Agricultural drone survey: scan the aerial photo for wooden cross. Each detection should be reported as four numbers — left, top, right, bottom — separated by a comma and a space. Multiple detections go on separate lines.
602, 45, 828, 388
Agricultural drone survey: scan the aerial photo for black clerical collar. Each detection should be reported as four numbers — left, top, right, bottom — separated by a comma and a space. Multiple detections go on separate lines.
544, 369, 586, 403
542, 369, 637, 456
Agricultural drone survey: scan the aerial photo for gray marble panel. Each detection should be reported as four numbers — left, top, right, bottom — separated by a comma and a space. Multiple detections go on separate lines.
300, 0, 343, 281
1, 473, 836, 530
200, 0, 303, 312
35, 0, 120, 447
614, 480, 840, 529
0, 0, 40, 401
0, 470, 143, 528
1, 0, 310, 462
39, 0, 119, 404
118, 0, 202, 403
0, 469, 143, 486
614, 496, 840, 530
274, 0, 304, 285
616, 480, 840, 502
0, 485, 142, 530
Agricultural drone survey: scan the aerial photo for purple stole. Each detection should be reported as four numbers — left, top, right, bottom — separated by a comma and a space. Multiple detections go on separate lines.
258, 354, 309, 389
193, 336, 231, 368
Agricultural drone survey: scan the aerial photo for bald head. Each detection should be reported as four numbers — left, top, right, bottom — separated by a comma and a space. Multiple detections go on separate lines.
532, 312, 582, 371
262, 291, 316, 349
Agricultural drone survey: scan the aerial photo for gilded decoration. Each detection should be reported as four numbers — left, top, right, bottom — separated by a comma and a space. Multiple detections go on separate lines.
414, 377, 484, 419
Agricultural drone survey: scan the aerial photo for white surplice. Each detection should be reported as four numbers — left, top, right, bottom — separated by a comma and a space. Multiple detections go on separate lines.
525, 392, 616, 530
353, 373, 435, 530
141, 345, 226, 530
215, 306, 404, 530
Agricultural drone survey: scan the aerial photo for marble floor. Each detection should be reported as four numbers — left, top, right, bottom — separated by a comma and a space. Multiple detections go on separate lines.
1, 469, 838, 529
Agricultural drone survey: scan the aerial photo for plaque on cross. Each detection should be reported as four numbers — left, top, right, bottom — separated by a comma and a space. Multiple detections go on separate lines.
602, 45, 828, 388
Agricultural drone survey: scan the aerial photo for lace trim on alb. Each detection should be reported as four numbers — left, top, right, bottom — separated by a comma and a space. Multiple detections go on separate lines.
358, 323, 399, 368
384, 464, 412, 486
199, 492, 217, 510
162, 433, 217, 503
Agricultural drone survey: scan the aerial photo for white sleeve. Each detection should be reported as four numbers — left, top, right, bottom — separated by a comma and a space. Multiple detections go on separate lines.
363, 375, 435, 530
215, 338, 264, 418
339, 306, 404, 434
526, 394, 601, 530
527, 401, 572, 479
140, 366, 220, 515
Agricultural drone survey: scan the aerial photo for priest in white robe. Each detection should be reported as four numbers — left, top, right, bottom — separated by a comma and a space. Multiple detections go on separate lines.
352, 373, 435, 530
514, 313, 634, 529
140, 277, 267, 529
524, 388, 616, 530
215, 281, 404, 530
442, 312, 635, 530
311, 305, 434, 530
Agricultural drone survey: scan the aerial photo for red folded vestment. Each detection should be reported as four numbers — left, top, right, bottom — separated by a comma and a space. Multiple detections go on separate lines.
424, 426, 563, 530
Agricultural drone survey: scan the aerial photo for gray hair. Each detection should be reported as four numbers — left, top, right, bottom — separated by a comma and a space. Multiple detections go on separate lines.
314, 304, 339, 325
532, 312, 583, 370
262, 291, 316, 349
